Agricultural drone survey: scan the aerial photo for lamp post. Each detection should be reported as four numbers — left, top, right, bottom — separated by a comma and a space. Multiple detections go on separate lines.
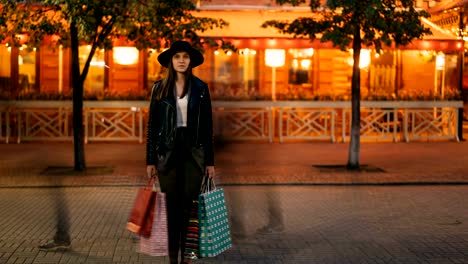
265, 49, 285, 101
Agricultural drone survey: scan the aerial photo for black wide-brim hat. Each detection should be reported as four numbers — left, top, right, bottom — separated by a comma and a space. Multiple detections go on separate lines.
157, 40, 204, 68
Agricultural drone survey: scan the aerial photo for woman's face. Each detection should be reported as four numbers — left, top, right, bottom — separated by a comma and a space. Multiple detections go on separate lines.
172, 51, 191, 73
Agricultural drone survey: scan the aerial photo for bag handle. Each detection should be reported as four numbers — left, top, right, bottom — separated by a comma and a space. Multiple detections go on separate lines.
145, 177, 157, 190
200, 175, 215, 193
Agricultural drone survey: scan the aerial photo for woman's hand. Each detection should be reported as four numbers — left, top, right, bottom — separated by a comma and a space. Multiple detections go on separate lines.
205, 166, 215, 179
146, 165, 156, 178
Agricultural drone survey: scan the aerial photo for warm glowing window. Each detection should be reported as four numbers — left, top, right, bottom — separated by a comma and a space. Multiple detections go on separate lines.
113, 47, 139, 65
288, 48, 314, 85
347, 49, 371, 69
368, 50, 396, 97
79, 45, 105, 93
147, 49, 164, 89
212, 49, 258, 98
213, 50, 234, 97
0, 45, 11, 92
238, 48, 258, 96
18, 45, 36, 92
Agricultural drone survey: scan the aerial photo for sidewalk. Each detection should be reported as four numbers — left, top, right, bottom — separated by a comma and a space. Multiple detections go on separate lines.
1, 142, 468, 264
1, 141, 467, 187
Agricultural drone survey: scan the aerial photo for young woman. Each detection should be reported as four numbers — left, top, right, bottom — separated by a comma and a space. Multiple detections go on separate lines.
146, 40, 215, 264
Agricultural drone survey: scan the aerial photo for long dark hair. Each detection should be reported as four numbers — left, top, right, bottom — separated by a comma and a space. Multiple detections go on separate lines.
156, 57, 193, 100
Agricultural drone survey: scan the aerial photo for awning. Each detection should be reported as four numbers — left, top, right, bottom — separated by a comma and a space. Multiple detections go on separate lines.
428, 0, 468, 14
420, 17, 460, 40
196, 10, 463, 51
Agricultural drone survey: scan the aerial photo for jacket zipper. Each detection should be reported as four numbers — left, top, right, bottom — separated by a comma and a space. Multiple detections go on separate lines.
162, 100, 175, 110
162, 100, 176, 143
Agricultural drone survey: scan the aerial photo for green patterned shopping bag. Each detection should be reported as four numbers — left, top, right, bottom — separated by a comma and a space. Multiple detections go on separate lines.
198, 179, 232, 258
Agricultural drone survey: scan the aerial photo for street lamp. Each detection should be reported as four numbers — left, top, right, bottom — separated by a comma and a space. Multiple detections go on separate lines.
265, 49, 285, 101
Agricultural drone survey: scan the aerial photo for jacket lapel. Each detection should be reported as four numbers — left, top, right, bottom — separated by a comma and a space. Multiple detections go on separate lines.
188, 79, 200, 119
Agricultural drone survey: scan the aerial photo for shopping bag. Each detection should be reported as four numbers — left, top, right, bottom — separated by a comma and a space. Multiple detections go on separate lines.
198, 178, 232, 258
127, 179, 156, 237
139, 192, 169, 256
184, 199, 200, 260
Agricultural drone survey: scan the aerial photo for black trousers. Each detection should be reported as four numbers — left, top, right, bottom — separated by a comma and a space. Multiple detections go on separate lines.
158, 128, 203, 263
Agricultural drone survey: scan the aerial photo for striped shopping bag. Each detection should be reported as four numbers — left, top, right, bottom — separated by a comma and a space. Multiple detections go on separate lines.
198, 183, 232, 258
184, 200, 200, 260
138, 192, 169, 256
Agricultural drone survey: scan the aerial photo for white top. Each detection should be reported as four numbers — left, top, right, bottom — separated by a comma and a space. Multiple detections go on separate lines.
176, 95, 188, 127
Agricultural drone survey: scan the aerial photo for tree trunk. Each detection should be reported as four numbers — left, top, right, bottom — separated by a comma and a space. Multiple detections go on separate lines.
347, 26, 362, 170
70, 22, 86, 171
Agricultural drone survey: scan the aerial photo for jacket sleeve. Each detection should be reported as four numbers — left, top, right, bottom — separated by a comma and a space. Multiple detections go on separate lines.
146, 82, 159, 166
203, 86, 215, 166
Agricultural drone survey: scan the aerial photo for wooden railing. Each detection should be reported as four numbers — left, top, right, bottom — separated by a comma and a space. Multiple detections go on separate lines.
0, 100, 463, 143
0, 105, 10, 144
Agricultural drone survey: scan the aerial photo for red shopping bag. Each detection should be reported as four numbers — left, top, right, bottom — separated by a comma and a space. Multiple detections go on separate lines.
139, 192, 169, 256
127, 179, 156, 237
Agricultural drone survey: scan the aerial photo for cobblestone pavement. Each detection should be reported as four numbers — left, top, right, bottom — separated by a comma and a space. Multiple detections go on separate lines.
1, 141, 468, 263
0, 185, 467, 264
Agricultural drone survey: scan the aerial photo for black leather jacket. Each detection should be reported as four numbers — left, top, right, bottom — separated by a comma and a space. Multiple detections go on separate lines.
146, 76, 214, 172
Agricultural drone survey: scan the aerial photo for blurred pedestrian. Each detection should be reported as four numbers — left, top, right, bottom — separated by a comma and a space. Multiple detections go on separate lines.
38, 187, 71, 251
146, 40, 215, 264
256, 186, 284, 235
